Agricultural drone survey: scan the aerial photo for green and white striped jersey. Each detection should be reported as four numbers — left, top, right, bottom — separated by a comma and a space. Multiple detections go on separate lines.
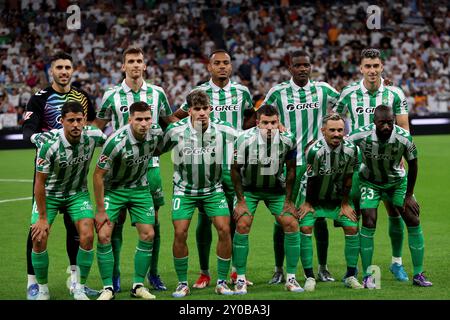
306, 138, 358, 201
262, 78, 339, 165
234, 127, 296, 192
348, 123, 417, 185
180, 79, 253, 131
97, 124, 163, 190
36, 126, 106, 197
96, 79, 172, 167
333, 79, 408, 132
162, 117, 238, 196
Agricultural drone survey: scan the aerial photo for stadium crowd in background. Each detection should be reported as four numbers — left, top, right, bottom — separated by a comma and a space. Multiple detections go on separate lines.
0, 0, 449, 127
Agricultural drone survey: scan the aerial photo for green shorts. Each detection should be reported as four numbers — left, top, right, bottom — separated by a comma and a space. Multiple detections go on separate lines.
221, 168, 235, 210
31, 192, 94, 225
299, 202, 358, 227
147, 166, 165, 207
359, 176, 407, 209
234, 191, 286, 216
294, 164, 307, 206
172, 193, 229, 221
104, 187, 155, 225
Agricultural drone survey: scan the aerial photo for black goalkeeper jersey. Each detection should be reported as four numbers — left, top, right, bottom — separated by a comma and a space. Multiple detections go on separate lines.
22, 86, 96, 142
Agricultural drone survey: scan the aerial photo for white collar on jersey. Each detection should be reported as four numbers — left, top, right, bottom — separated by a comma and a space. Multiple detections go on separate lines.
289, 78, 311, 91
121, 79, 148, 93
360, 77, 385, 94
209, 78, 231, 93
257, 128, 280, 145
188, 118, 212, 135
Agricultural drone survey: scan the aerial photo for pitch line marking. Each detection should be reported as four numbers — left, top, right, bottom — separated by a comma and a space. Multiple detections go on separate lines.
0, 197, 32, 204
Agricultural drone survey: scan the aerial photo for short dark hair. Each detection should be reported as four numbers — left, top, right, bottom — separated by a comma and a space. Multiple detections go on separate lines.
360, 48, 382, 62
209, 49, 231, 60
322, 113, 345, 126
256, 104, 279, 119
374, 105, 393, 120
61, 101, 84, 118
130, 101, 151, 115
123, 46, 144, 63
289, 50, 311, 64
51, 52, 73, 64
186, 90, 210, 108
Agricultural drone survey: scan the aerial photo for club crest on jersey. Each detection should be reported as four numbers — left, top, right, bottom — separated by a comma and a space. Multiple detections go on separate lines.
99, 155, 110, 164
36, 158, 47, 166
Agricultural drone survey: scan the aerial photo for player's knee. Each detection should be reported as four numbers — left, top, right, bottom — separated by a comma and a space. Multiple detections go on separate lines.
300, 226, 313, 234
402, 211, 420, 227
97, 231, 111, 245
343, 226, 358, 235
140, 229, 154, 242
174, 228, 188, 242
236, 219, 251, 234
281, 217, 299, 233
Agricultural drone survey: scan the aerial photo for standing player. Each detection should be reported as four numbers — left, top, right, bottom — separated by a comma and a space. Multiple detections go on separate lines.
30, 101, 106, 300
231, 105, 303, 295
348, 105, 432, 288
298, 114, 363, 291
334, 49, 411, 281
92, 46, 176, 292
173, 49, 253, 288
93, 102, 163, 300
162, 90, 237, 298
262, 51, 340, 283
22, 52, 97, 299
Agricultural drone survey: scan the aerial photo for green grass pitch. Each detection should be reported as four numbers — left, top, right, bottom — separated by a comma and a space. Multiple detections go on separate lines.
0, 135, 449, 300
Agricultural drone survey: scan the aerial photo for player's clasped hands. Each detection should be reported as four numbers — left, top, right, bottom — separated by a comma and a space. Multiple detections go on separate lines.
31, 218, 49, 242
339, 203, 358, 222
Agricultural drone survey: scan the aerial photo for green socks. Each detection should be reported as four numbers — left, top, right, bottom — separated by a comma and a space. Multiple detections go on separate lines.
134, 239, 153, 284
32, 250, 49, 284
232, 232, 249, 275
389, 216, 404, 258
76, 247, 94, 285
174, 256, 189, 283
111, 223, 123, 278
217, 256, 231, 281
97, 243, 114, 287
360, 227, 375, 276
300, 232, 313, 270
273, 222, 285, 268
344, 233, 360, 268
149, 222, 160, 276
196, 212, 212, 271
408, 225, 425, 275
284, 232, 300, 274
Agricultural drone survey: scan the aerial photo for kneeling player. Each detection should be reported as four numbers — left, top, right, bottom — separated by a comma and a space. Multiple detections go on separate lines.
298, 114, 363, 291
